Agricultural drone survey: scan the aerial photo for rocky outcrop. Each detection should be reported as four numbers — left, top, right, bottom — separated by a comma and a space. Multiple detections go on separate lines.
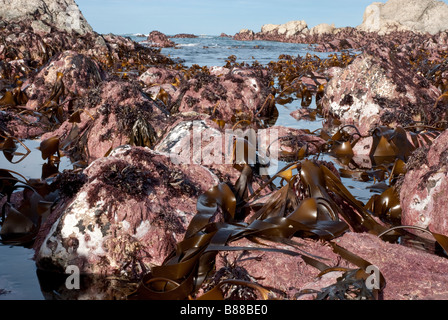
34, 146, 219, 277
145, 30, 175, 48
233, 29, 255, 41
172, 33, 198, 39
0, 0, 93, 35
40, 79, 171, 162
357, 0, 448, 35
262, 20, 309, 38
309, 23, 336, 36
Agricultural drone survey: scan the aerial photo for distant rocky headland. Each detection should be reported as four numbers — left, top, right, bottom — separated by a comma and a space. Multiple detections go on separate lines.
232, 0, 448, 52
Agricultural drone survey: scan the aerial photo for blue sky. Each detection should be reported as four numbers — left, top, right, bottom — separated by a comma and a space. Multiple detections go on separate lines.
76, 0, 380, 35
76, 0, 448, 36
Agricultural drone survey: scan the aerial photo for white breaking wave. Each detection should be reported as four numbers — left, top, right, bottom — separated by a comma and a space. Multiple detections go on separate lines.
177, 43, 200, 47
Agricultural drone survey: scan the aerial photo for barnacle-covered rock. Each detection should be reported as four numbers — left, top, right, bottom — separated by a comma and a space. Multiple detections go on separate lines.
34, 146, 219, 278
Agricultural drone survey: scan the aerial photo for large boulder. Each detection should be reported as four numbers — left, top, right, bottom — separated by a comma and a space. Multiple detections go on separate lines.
34, 146, 219, 277
400, 130, 448, 238
171, 67, 273, 124
357, 0, 448, 35
0, 0, 93, 35
233, 29, 255, 41
309, 23, 336, 36
321, 48, 441, 135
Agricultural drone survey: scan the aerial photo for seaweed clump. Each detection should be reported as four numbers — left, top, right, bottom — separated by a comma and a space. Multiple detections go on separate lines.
53, 170, 88, 199
86, 160, 152, 206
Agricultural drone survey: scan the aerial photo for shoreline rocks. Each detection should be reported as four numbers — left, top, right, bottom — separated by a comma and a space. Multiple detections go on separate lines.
1, 0, 448, 302
320, 48, 441, 136
214, 232, 448, 300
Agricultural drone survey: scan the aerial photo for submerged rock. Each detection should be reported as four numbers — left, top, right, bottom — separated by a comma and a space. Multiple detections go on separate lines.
34, 146, 219, 277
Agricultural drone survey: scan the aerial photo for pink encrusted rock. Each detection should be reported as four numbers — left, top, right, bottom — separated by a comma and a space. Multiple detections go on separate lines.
34, 146, 219, 277
213, 237, 346, 300
41, 79, 170, 162
334, 232, 448, 300
400, 130, 448, 238
213, 231, 448, 300
172, 67, 273, 123
24, 50, 106, 110
0, 110, 45, 139
321, 49, 441, 136
233, 29, 255, 41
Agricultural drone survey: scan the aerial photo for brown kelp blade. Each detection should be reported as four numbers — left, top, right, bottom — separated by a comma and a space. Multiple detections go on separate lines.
39, 136, 60, 160
0, 204, 36, 242
365, 187, 401, 222
329, 242, 386, 291
378, 225, 448, 256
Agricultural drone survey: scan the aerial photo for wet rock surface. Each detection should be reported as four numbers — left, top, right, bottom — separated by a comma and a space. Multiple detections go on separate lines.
213, 232, 448, 300
40, 79, 171, 162
34, 146, 219, 276
171, 67, 273, 123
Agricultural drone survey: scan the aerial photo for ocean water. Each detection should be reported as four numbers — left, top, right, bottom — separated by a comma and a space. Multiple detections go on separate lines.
129, 34, 335, 67
0, 35, 371, 300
